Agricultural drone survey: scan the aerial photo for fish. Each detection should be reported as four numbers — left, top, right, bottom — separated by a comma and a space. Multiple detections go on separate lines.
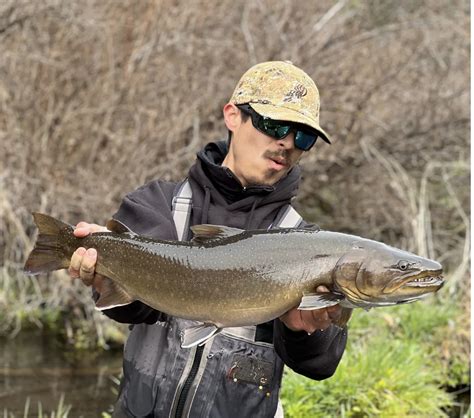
24, 213, 444, 348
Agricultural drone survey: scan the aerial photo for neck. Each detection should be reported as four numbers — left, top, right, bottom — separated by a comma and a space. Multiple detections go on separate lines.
221, 150, 247, 187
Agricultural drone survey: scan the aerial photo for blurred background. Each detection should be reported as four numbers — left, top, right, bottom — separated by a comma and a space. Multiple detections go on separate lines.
0, 0, 470, 416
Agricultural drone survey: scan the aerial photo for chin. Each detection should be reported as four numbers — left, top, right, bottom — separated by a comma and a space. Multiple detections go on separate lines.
244, 166, 287, 187
259, 173, 286, 187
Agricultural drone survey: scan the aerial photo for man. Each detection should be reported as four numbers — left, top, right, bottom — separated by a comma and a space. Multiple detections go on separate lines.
69, 61, 348, 417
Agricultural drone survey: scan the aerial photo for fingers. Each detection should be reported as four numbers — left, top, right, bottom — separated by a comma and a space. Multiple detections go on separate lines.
68, 247, 98, 286
326, 304, 342, 322
74, 222, 92, 238
305, 309, 331, 333
281, 285, 344, 334
80, 248, 97, 285
280, 307, 333, 334
279, 309, 300, 332
73, 222, 108, 237
69, 247, 86, 278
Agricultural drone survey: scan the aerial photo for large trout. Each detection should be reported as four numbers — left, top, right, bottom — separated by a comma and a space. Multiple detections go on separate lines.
24, 213, 444, 347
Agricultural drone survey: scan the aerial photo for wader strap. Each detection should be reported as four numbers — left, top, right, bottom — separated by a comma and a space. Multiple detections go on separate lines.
273, 204, 303, 228
172, 179, 193, 241
172, 181, 303, 241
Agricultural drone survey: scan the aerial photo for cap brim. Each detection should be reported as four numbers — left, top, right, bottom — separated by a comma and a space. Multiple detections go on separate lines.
249, 103, 331, 144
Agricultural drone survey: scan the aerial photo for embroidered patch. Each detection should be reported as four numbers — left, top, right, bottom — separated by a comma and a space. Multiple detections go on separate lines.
283, 83, 308, 102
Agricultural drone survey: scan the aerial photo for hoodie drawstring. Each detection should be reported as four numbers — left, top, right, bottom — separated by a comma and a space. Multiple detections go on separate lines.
201, 186, 211, 224
245, 197, 263, 229
200, 185, 263, 229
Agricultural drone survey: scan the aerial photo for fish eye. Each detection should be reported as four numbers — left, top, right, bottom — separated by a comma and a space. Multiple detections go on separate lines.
397, 260, 411, 271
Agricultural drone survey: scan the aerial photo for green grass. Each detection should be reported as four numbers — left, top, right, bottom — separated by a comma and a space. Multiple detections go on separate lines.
281, 296, 468, 417
282, 338, 451, 417
2, 395, 71, 418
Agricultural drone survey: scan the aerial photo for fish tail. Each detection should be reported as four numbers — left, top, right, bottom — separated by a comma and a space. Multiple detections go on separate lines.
24, 213, 73, 275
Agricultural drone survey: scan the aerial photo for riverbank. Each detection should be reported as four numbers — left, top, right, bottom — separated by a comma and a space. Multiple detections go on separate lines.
0, 330, 122, 416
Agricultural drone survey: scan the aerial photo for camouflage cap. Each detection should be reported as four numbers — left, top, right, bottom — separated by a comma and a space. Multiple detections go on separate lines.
230, 61, 331, 144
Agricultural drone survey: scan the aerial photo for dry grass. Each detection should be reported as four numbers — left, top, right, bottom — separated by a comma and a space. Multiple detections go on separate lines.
0, 0, 469, 338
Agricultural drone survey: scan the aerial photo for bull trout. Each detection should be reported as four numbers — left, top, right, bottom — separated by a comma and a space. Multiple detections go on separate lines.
24, 213, 444, 348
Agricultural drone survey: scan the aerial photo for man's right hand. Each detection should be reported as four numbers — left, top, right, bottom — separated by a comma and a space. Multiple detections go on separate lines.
68, 222, 108, 292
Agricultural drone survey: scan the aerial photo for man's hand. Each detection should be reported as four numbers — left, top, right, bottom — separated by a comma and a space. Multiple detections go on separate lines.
279, 285, 342, 334
68, 222, 108, 292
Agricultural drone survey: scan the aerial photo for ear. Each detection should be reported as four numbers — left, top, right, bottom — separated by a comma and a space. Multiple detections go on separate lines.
223, 103, 242, 134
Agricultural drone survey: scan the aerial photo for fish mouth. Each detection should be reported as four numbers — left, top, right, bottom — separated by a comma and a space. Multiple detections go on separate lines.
404, 275, 444, 287
401, 270, 444, 289
383, 270, 444, 294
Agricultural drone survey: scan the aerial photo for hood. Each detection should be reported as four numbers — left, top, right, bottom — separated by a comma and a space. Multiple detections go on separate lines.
187, 140, 302, 229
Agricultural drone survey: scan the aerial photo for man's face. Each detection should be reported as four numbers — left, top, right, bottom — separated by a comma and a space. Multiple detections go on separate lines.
222, 105, 304, 187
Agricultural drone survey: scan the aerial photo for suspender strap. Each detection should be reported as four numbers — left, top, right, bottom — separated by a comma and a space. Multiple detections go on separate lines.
274, 205, 303, 228
172, 179, 193, 241
172, 180, 303, 241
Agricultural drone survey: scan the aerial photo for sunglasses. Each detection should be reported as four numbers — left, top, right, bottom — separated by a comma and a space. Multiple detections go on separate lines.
237, 104, 321, 151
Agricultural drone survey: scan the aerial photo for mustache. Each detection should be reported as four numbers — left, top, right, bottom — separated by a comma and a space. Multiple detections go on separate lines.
263, 149, 291, 161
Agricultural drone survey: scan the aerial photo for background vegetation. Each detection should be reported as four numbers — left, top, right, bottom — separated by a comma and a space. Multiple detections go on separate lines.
0, 0, 469, 416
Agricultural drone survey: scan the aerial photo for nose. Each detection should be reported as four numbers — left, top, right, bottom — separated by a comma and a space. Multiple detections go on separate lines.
276, 132, 295, 150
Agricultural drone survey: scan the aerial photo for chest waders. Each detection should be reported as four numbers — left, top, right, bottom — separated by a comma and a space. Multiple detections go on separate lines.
170, 179, 302, 418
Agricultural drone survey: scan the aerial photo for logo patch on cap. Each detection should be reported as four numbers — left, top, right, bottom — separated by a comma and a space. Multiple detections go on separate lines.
283, 84, 308, 103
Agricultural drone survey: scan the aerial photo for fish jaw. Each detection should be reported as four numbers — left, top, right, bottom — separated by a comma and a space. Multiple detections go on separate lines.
382, 269, 444, 295
403, 274, 444, 288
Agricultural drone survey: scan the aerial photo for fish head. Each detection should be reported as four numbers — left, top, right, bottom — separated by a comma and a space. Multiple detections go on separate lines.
333, 240, 444, 307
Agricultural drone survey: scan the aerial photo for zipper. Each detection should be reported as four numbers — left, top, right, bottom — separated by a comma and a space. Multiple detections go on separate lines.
173, 345, 205, 418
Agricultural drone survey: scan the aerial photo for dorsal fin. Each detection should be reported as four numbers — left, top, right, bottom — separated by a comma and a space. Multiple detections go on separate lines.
106, 218, 134, 234
191, 224, 244, 244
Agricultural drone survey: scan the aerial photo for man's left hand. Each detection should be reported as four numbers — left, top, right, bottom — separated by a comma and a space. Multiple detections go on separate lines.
279, 286, 342, 334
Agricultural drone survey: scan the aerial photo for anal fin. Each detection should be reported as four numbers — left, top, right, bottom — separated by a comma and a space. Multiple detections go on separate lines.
298, 292, 344, 310
180, 324, 221, 348
95, 277, 135, 310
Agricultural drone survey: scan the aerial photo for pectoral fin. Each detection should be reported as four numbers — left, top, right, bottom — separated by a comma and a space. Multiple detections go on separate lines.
95, 277, 135, 310
298, 292, 345, 310
180, 324, 221, 348
106, 219, 136, 235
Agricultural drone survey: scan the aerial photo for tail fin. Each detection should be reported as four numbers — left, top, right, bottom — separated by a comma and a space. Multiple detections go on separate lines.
24, 213, 73, 275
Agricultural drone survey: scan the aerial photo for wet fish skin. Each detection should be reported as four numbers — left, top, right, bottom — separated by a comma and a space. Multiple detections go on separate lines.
24, 213, 444, 347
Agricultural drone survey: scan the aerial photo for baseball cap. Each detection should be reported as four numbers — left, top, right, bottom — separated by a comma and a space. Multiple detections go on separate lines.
229, 61, 331, 144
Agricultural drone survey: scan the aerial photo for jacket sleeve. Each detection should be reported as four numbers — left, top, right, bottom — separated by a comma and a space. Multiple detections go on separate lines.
273, 319, 347, 380
96, 179, 178, 324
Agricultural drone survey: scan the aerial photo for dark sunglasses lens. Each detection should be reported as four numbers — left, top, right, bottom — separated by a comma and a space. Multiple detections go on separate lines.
295, 130, 318, 151
241, 105, 318, 149
258, 118, 291, 139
